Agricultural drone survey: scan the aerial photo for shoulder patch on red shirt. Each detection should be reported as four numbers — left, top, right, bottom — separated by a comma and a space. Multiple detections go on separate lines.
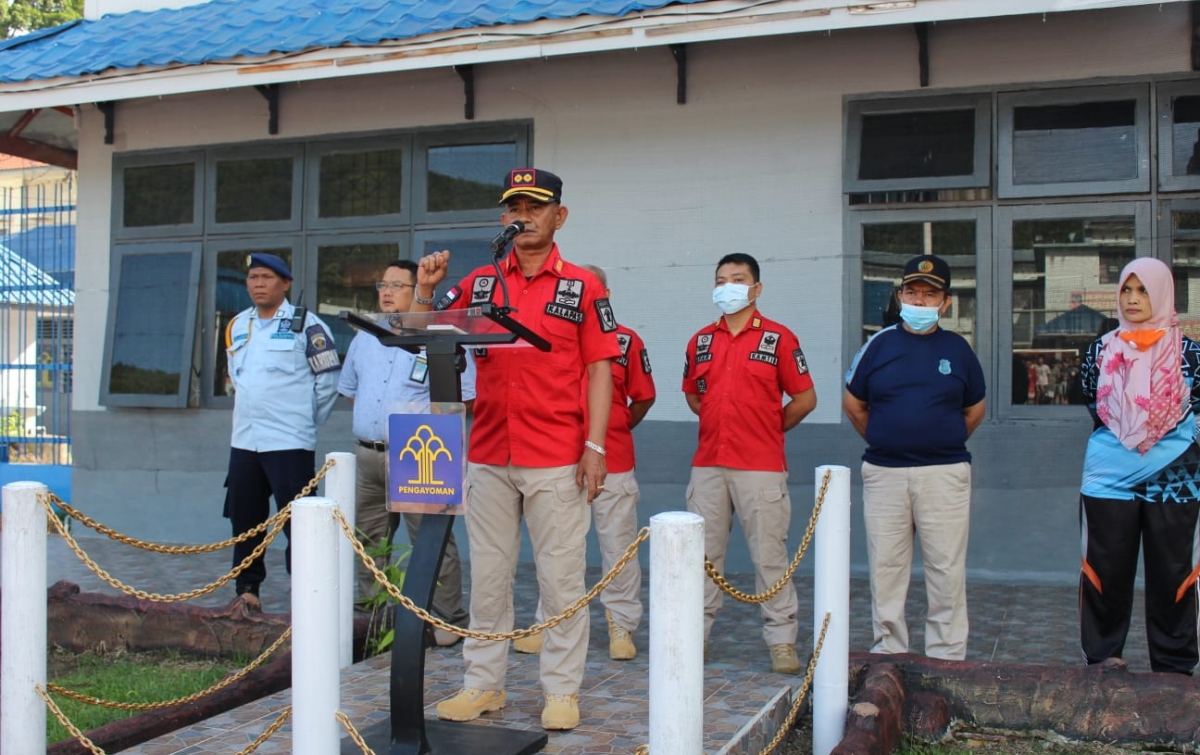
640, 348, 652, 374
616, 332, 632, 366
793, 348, 809, 375
594, 297, 617, 332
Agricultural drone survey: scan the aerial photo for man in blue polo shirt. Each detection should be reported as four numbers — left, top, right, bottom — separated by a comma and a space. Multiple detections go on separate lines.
842, 254, 986, 660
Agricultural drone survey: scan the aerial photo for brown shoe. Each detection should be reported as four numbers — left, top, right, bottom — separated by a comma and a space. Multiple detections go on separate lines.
512, 629, 543, 654
769, 644, 801, 674
606, 610, 636, 660
435, 688, 506, 722
541, 693, 579, 730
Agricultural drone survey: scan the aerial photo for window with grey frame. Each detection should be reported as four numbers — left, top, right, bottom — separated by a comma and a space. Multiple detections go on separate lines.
844, 94, 991, 203
844, 81, 1177, 420
100, 243, 202, 407
110, 123, 530, 408
1156, 80, 1200, 192
997, 85, 1151, 198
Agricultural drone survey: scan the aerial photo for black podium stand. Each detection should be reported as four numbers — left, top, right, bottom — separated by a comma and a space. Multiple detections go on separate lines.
339, 306, 550, 755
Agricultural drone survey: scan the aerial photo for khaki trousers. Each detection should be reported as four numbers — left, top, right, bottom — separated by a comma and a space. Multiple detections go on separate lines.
861, 461, 971, 660
463, 463, 590, 695
592, 470, 643, 632
686, 466, 799, 647
352, 444, 467, 626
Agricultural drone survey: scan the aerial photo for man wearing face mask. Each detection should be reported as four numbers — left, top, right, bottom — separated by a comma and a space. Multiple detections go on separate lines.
842, 254, 986, 661
682, 252, 817, 674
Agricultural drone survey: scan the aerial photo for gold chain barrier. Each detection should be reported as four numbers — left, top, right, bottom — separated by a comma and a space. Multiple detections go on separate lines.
336, 508, 649, 641
45, 627, 292, 711
760, 611, 830, 755
34, 459, 335, 603
236, 707, 293, 755
38, 686, 106, 755
336, 710, 378, 755
41, 458, 335, 554
630, 613, 830, 755
624, 612, 830, 753
704, 469, 831, 604
38, 687, 294, 755
28, 461, 330, 753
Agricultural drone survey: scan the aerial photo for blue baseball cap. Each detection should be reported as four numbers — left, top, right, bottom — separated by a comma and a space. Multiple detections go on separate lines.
247, 253, 292, 280
901, 254, 950, 291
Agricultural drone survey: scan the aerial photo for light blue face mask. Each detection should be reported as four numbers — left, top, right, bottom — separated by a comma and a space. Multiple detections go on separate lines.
713, 283, 753, 315
899, 303, 941, 333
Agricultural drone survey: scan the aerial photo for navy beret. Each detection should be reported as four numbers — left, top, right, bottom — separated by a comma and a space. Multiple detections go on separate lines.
247, 253, 292, 280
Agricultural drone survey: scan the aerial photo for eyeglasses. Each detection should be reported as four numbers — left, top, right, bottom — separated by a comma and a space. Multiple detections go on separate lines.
376, 281, 416, 291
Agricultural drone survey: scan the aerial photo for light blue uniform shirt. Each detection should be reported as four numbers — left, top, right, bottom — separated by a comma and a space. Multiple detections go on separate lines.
226, 301, 341, 452
338, 329, 477, 442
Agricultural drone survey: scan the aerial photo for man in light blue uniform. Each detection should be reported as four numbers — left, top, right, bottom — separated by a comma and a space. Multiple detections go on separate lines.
338, 259, 475, 645
224, 253, 341, 607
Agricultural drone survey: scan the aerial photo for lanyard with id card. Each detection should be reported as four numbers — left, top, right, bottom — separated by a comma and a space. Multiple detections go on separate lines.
409, 354, 428, 384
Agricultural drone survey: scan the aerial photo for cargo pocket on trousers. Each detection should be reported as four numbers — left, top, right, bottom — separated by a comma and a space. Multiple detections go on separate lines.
759, 484, 789, 536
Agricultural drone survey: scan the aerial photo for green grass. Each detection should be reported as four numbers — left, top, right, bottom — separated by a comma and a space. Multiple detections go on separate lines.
47, 649, 239, 744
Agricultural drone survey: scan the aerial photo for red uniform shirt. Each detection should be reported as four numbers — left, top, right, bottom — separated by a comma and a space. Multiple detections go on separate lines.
585, 324, 656, 474
438, 245, 621, 467
681, 311, 814, 472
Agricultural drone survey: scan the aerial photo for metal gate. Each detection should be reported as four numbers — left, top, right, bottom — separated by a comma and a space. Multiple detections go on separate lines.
0, 170, 75, 499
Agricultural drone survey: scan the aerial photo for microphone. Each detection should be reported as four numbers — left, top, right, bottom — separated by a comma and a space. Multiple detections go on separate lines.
490, 221, 525, 254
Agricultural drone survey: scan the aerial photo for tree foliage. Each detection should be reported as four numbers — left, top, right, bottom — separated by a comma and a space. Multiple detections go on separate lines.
2, 0, 84, 40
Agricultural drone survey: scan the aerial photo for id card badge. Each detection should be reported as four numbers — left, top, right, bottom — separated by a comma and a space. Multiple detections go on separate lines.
409, 355, 429, 384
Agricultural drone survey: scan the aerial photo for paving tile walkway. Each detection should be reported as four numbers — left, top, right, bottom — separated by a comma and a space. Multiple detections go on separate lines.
11, 533, 1152, 755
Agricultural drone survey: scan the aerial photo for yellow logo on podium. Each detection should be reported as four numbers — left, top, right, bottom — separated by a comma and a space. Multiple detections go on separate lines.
398, 424, 454, 486
389, 413, 463, 506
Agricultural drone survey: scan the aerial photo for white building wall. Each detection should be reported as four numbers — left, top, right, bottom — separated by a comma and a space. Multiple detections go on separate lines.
0, 308, 37, 411
70, 3, 1194, 423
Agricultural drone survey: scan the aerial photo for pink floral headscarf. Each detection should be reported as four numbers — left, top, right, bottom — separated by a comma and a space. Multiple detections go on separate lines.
1095, 257, 1186, 454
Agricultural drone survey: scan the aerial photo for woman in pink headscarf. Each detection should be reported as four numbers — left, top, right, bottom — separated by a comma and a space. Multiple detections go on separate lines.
1078, 257, 1200, 675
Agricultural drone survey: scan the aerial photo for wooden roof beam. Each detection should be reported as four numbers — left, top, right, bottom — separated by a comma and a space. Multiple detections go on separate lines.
0, 134, 77, 169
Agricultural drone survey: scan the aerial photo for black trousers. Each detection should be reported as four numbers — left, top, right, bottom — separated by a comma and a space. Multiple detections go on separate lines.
1080, 489, 1200, 674
223, 447, 315, 591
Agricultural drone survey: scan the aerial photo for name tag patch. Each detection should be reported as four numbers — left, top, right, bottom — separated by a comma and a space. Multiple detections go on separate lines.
545, 302, 584, 324
749, 352, 778, 366
409, 355, 428, 384
696, 352, 713, 364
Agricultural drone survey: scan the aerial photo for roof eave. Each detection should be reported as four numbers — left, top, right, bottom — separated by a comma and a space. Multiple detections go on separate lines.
0, 0, 1184, 113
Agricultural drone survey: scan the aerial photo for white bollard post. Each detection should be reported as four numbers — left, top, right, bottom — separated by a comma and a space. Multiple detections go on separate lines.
2, 482, 48, 755
324, 451, 357, 669
813, 465, 851, 755
291, 496, 341, 755
649, 511, 705, 755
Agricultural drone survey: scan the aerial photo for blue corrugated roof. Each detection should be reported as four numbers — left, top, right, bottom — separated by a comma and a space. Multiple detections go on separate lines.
0, 242, 73, 306
0, 0, 706, 84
